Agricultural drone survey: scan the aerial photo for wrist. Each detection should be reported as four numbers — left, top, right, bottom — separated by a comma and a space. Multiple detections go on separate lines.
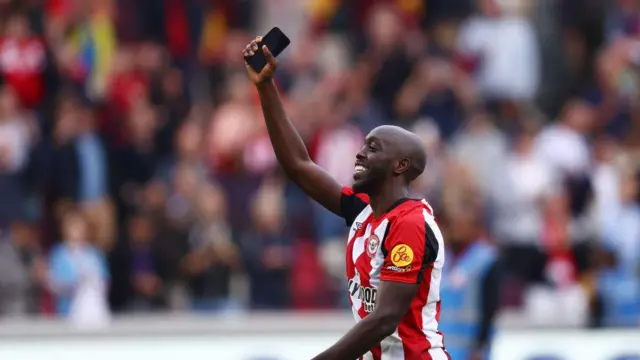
255, 78, 274, 91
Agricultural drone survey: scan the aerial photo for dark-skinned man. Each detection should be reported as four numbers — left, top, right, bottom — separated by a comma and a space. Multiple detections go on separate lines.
243, 37, 450, 360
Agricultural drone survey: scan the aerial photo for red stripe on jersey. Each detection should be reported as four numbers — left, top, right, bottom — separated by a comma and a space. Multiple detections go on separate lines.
398, 263, 435, 359
370, 345, 382, 360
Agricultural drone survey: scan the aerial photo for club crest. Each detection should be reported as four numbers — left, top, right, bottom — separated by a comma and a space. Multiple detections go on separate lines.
365, 234, 380, 258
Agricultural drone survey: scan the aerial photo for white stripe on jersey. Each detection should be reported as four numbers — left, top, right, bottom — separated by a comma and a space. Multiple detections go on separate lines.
428, 348, 450, 359
349, 206, 373, 322
422, 208, 446, 348
368, 219, 389, 289
380, 331, 405, 360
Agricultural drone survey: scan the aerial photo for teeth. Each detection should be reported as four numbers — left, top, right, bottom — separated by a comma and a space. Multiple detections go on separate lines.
355, 165, 366, 173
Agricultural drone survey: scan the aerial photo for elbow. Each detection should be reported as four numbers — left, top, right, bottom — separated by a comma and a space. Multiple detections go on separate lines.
372, 311, 402, 337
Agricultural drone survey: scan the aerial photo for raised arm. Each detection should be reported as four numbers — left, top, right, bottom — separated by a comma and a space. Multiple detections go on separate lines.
243, 37, 343, 215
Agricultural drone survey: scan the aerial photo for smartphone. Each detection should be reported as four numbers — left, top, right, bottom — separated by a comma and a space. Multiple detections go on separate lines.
246, 27, 291, 73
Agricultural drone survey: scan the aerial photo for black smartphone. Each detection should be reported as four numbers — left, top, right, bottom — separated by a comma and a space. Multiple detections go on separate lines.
246, 27, 291, 73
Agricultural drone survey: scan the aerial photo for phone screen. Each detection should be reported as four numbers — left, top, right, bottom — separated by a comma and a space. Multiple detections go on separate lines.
246, 27, 291, 73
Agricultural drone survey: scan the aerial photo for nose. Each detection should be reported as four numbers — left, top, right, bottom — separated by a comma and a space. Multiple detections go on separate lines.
356, 147, 366, 161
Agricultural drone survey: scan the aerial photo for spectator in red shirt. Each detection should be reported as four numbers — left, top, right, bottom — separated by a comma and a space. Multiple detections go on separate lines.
0, 12, 46, 109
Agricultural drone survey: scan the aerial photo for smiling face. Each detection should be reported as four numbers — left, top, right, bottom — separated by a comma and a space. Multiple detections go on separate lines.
352, 125, 427, 195
352, 128, 397, 194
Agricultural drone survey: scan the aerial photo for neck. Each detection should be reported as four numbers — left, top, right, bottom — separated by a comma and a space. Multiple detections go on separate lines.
369, 184, 409, 218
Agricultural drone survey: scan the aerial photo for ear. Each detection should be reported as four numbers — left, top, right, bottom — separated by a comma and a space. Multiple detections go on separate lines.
394, 158, 410, 176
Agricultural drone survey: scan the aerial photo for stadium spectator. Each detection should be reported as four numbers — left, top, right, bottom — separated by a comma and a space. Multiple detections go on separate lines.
240, 178, 293, 309
0, 227, 29, 316
127, 211, 166, 311
439, 207, 499, 360
596, 167, 640, 327
181, 183, 240, 312
457, 0, 540, 102
48, 211, 110, 327
0, 85, 36, 224
0, 12, 46, 109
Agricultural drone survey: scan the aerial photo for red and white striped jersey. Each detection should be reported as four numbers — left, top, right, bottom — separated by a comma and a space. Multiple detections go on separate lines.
340, 187, 449, 360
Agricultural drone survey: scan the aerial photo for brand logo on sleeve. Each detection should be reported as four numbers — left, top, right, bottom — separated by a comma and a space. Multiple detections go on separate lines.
386, 265, 412, 272
390, 244, 414, 267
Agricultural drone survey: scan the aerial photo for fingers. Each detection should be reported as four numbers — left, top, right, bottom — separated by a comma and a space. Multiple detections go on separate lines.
262, 45, 277, 66
242, 36, 263, 58
243, 42, 257, 57
242, 36, 278, 76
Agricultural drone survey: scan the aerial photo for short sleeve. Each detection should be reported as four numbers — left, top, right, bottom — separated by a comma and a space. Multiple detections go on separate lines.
380, 215, 439, 284
339, 186, 369, 226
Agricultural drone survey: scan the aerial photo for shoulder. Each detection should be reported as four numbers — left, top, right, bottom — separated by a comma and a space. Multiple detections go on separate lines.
387, 199, 433, 224
384, 200, 441, 255
385, 200, 431, 240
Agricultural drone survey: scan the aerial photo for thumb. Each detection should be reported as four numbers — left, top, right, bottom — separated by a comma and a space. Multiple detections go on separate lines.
262, 45, 277, 66
244, 60, 254, 73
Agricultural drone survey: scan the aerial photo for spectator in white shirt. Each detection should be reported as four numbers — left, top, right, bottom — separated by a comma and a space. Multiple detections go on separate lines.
533, 99, 594, 179
457, 0, 540, 101
494, 128, 555, 246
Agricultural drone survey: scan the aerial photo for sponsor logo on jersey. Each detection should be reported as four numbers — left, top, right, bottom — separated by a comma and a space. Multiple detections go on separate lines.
386, 265, 412, 272
365, 234, 380, 258
390, 244, 414, 267
348, 272, 377, 313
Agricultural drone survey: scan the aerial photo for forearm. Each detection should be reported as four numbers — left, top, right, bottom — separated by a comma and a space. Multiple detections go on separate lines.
312, 315, 394, 360
255, 80, 311, 173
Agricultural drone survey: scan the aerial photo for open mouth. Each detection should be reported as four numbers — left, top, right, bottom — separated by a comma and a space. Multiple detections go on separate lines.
354, 165, 367, 174
354, 163, 368, 180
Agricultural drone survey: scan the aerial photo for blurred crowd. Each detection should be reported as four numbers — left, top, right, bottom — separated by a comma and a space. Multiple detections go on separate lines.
0, 0, 638, 333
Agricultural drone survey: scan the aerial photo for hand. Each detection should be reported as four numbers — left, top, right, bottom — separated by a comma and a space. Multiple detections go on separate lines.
243, 36, 278, 85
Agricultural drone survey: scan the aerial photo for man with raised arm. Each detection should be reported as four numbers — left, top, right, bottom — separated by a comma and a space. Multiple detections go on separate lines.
243, 37, 450, 360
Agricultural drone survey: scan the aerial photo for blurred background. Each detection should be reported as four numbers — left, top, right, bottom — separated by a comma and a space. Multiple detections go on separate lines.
0, 0, 638, 359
